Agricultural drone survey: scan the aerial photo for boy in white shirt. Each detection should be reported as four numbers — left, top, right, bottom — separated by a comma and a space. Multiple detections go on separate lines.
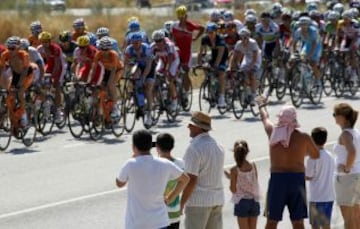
306, 127, 336, 229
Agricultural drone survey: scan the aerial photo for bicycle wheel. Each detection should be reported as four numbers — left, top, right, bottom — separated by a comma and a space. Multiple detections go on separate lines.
232, 88, 244, 119
110, 101, 125, 137
289, 69, 303, 108
0, 110, 11, 151
22, 103, 37, 147
309, 80, 323, 105
123, 80, 137, 133
199, 81, 212, 114
275, 68, 287, 100
322, 65, 333, 96
181, 82, 193, 112
333, 67, 345, 98
89, 106, 104, 141
258, 68, 271, 96
67, 101, 85, 138
37, 96, 55, 136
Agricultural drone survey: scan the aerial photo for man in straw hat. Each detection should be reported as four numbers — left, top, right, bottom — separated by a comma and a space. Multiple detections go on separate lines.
180, 111, 225, 229
256, 97, 319, 229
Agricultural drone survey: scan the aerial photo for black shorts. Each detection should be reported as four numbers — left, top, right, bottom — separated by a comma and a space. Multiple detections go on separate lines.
12, 67, 33, 87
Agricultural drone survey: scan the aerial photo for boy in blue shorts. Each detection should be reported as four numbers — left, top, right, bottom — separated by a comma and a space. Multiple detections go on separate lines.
306, 127, 336, 229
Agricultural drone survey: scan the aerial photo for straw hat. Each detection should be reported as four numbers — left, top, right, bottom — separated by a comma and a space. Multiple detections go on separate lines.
188, 111, 212, 131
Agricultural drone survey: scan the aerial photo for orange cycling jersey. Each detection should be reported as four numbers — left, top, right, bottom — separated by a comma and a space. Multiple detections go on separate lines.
0, 50, 30, 73
93, 50, 123, 71
28, 34, 41, 48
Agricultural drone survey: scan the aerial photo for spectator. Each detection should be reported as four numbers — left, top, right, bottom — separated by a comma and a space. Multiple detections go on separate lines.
332, 103, 360, 229
227, 140, 260, 229
180, 111, 225, 229
256, 97, 319, 229
155, 132, 185, 229
305, 127, 336, 229
116, 129, 189, 229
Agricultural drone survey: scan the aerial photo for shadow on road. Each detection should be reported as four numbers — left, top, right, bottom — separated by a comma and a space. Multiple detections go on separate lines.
7, 148, 39, 155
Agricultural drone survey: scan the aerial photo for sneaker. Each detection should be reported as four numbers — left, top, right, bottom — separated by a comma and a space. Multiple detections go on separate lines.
110, 105, 121, 119
20, 113, 28, 128
55, 109, 64, 124
170, 100, 177, 112
144, 112, 152, 127
218, 96, 226, 108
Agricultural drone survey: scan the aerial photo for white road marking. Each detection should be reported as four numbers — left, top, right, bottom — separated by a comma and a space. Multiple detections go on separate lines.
0, 141, 337, 219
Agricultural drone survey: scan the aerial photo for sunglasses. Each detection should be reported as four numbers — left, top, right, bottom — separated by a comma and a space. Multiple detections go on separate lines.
8, 47, 16, 51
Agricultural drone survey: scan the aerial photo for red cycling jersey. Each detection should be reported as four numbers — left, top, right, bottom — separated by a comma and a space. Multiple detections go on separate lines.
37, 42, 65, 83
171, 20, 202, 67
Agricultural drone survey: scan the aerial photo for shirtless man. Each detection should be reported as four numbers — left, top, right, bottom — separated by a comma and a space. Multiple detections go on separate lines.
257, 96, 319, 229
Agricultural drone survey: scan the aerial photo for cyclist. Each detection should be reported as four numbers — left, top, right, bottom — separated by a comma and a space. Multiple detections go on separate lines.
71, 18, 89, 43
151, 30, 179, 112
28, 21, 43, 48
37, 31, 67, 123
124, 32, 154, 126
163, 20, 174, 39
335, 10, 359, 79
223, 10, 243, 33
279, 10, 292, 49
95, 27, 122, 58
271, 2, 283, 24
123, 20, 149, 50
0, 36, 34, 127
244, 14, 258, 38
224, 21, 241, 53
229, 28, 261, 105
198, 22, 228, 108
58, 31, 77, 81
19, 38, 45, 86
292, 16, 322, 86
72, 35, 100, 84
324, 11, 340, 49
172, 5, 204, 105
255, 12, 280, 61
90, 37, 124, 119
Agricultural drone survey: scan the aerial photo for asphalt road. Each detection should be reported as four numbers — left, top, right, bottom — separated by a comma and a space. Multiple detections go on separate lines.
0, 91, 356, 228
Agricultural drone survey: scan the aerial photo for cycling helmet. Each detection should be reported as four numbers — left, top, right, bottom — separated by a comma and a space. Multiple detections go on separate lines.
309, 10, 321, 19
176, 5, 187, 18
245, 14, 258, 24
128, 20, 140, 32
30, 21, 42, 33
38, 31, 52, 42
306, 2, 318, 12
239, 28, 251, 38
298, 16, 312, 26
292, 11, 301, 21
6, 36, 20, 48
342, 10, 353, 19
223, 10, 233, 22
19, 38, 30, 50
206, 22, 218, 32
163, 20, 174, 33
350, 8, 359, 18
73, 18, 85, 29
152, 30, 165, 41
244, 8, 257, 16
98, 37, 112, 50
210, 9, 221, 22
350, 0, 360, 9
272, 2, 283, 13
127, 16, 139, 23
76, 35, 90, 47
130, 32, 143, 43
327, 10, 340, 20
333, 3, 345, 14
59, 31, 72, 42
96, 27, 110, 37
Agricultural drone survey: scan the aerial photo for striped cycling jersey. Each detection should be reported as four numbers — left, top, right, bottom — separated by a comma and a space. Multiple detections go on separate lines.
255, 21, 279, 43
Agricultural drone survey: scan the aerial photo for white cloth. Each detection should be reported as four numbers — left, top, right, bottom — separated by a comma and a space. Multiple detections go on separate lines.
183, 132, 225, 207
333, 128, 360, 174
234, 38, 262, 69
117, 155, 183, 229
306, 149, 336, 202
